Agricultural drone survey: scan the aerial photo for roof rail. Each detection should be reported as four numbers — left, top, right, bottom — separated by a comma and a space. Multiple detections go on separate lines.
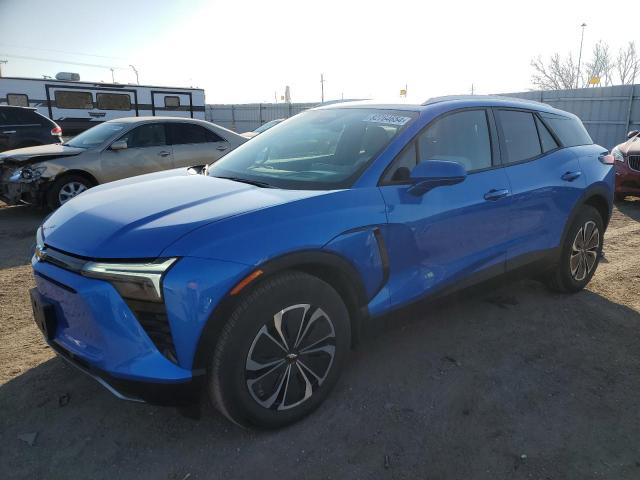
421, 94, 549, 106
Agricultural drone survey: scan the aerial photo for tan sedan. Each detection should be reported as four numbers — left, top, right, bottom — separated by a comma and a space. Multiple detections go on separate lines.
0, 117, 247, 208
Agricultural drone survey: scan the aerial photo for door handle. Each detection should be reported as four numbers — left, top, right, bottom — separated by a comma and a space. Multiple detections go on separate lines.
158, 151, 171, 157
2, 130, 16, 134
216, 145, 228, 151
484, 188, 510, 201
561, 171, 582, 182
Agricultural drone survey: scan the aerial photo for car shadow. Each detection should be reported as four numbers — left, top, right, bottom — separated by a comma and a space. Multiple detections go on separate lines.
614, 197, 640, 222
0, 205, 47, 269
1, 277, 639, 479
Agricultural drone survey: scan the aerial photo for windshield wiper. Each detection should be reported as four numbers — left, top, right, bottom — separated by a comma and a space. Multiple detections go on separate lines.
214, 176, 275, 188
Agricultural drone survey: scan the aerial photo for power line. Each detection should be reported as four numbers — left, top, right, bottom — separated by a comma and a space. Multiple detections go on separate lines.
0, 53, 130, 70
0, 43, 127, 61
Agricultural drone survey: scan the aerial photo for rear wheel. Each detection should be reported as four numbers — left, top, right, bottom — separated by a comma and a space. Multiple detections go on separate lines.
546, 205, 603, 293
46, 174, 94, 209
209, 271, 351, 429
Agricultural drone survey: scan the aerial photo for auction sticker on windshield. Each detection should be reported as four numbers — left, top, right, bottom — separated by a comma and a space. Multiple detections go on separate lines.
363, 113, 412, 126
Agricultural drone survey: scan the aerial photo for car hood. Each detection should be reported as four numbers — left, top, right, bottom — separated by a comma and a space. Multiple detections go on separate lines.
0, 144, 85, 166
620, 136, 640, 155
41, 169, 327, 259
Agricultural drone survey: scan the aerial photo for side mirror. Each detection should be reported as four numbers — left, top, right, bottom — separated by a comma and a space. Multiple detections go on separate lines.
627, 130, 639, 139
407, 160, 466, 196
110, 140, 128, 151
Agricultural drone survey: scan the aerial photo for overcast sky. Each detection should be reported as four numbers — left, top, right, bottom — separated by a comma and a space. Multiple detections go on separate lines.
0, 0, 635, 103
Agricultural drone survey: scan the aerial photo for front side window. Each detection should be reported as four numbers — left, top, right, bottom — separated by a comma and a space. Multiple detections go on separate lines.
54, 91, 93, 109
169, 123, 220, 144
417, 110, 492, 171
497, 110, 541, 164
208, 108, 417, 189
164, 96, 180, 108
96, 93, 131, 111
540, 113, 592, 147
7, 94, 28, 107
65, 122, 126, 148
119, 124, 166, 148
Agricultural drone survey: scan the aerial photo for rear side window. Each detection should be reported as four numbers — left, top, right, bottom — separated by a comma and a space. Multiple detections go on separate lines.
535, 116, 559, 152
0, 108, 42, 125
119, 124, 167, 148
417, 109, 492, 172
497, 110, 541, 163
164, 96, 180, 108
96, 93, 131, 111
55, 91, 93, 109
540, 113, 592, 147
7, 94, 28, 107
169, 123, 221, 144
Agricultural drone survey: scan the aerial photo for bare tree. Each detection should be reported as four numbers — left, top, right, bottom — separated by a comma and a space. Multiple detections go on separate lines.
583, 41, 615, 86
616, 41, 639, 85
531, 53, 578, 90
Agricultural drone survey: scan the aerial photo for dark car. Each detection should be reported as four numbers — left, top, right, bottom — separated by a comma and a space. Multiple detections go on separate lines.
0, 105, 62, 153
611, 130, 640, 201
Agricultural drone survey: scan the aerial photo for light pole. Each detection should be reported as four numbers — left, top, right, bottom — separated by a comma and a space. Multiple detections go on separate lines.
576, 22, 587, 89
129, 65, 139, 85
110, 68, 115, 83
320, 73, 325, 103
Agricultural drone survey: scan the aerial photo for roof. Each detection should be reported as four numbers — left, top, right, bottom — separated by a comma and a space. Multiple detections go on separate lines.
0, 76, 204, 92
105, 116, 210, 124
314, 95, 567, 116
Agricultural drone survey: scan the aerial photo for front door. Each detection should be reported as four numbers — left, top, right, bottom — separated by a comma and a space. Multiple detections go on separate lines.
100, 123, 173, 183
379, 109, 512, 309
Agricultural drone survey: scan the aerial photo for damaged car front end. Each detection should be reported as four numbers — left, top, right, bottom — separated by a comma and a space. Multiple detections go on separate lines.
0, 147, 83, 206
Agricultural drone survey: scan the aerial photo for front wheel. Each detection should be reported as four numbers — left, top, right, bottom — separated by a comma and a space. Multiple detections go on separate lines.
209, 271, 351, 429
46, 174, 94, 209
546, 205, 604, 293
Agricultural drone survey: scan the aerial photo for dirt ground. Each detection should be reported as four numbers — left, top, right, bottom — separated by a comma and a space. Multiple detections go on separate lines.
1, 199, 639, 480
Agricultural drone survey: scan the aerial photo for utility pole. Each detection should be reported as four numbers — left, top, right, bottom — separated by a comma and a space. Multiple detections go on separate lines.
110, 68, 115, 83
129, 65, 139, 85
576, 23, 587, 89
320, 73, 325, 103
471, 83, 474, 95
0, 59, 7, 78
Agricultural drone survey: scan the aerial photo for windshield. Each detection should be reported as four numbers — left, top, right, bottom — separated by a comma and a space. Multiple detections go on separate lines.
208, 108, 417, 189
65, 122, 126, 148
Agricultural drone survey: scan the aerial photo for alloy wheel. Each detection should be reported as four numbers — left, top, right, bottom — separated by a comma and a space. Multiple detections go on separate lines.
245, 303, 336, 411
570, 220, 600, 282
58, 181, 88, 205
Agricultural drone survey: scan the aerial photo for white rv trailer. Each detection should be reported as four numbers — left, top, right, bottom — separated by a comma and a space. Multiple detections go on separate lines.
0, 77, 205, 134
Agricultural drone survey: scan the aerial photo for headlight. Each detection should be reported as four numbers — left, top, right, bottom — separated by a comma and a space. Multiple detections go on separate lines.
11, 166, 47, 182
611, 146, 624, 163
81, 258, 177, 302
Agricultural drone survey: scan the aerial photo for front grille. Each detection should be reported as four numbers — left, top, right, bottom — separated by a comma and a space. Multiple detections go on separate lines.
629, 155, 640, 172
125, 299, 178, 363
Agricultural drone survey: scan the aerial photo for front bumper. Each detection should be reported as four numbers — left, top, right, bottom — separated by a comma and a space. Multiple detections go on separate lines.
30, 251, 251, 403
615, 161, 640, 196
0, 168, 46, 205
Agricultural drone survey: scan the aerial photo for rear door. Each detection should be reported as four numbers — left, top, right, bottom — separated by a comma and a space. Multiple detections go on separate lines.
168, 122, 230, 167
99, 123, 173, 182
495, 109, 585, 269
0, 107, 48, 151
152, 92, 192, 118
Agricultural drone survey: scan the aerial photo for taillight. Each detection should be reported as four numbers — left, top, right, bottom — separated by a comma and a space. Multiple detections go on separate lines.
51, 126, 62, 136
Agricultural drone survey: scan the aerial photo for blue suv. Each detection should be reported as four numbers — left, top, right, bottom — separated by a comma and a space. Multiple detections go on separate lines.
30, 97, 614, 428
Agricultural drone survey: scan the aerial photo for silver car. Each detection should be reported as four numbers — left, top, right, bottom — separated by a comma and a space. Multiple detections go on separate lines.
0, 117, 246, 208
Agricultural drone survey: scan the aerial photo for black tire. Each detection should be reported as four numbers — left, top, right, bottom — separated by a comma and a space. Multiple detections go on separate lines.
615, 193, 626, 202
546, 205, 604, 293
46, 174, 95, 210
209, 271, 351, 429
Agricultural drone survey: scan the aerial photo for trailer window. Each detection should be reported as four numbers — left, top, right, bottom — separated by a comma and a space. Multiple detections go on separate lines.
55, 91, 93, 109
97, 93, 131, 111
164, 96, 180, 108
7, 94, 29, 107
